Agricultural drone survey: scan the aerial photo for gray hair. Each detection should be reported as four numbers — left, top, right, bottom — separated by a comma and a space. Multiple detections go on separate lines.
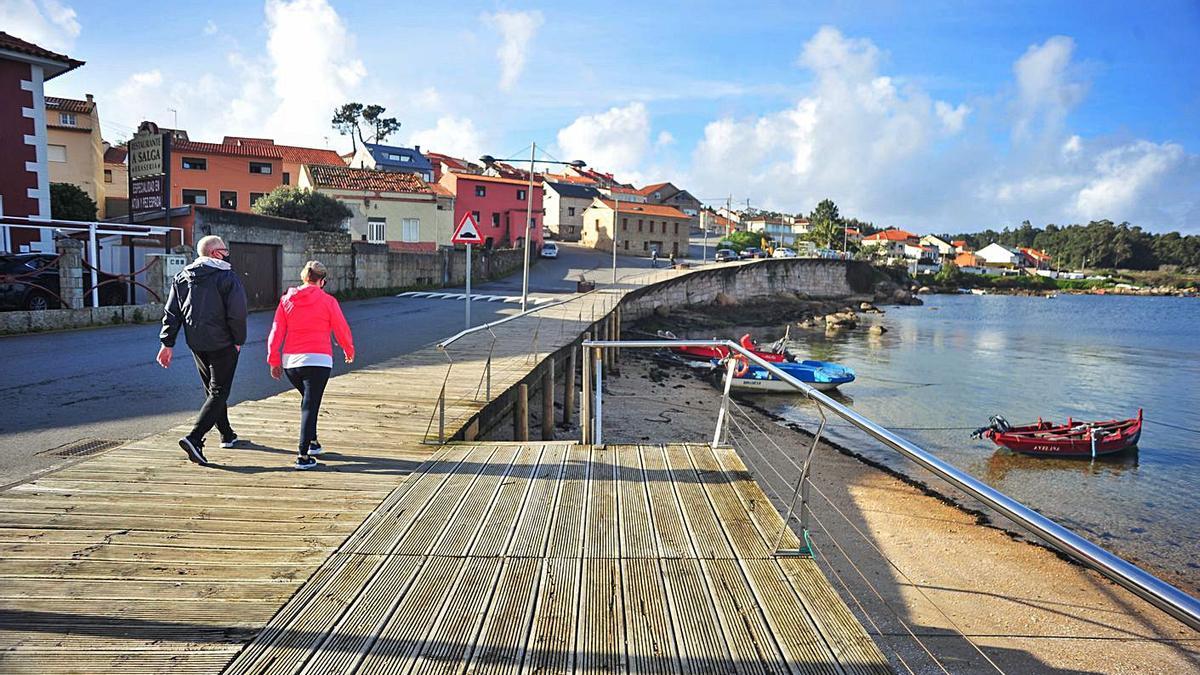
196, 235, 226, 257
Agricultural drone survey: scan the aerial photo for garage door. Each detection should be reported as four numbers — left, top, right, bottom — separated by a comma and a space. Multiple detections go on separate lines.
229, 242, 280, 309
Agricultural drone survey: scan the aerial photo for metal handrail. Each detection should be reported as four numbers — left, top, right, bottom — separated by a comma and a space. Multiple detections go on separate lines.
582, 338, 1200, 633
437, 290, 596, 350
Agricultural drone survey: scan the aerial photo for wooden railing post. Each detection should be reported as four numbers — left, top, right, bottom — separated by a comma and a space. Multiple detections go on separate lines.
541, 360, 555, 440
515, 383, 529, 442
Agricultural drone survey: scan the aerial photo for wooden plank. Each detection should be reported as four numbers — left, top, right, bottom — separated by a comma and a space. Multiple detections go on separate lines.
660, 558, 736, 673
407, 557, 504, 674
740, 559, 843, 674
0, 650, 238, 674
615, 445, 657, 560
544, 445, 591, 559
522, 556, 580, 675
639, 445, 694, 559
699, 558, 791, 674
584, 444, 619, 559
428, 446, 520, 557
469, 444, 547, 558
621, 557, 679, 674
663, 445, 734, 560
576, 558, 626, 673
353, 556, 464, 675
506, 445, 568, 558
465, 557, 542, 675
684, 443, 770, 559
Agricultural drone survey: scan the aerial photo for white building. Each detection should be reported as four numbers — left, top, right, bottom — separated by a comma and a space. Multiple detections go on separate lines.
975, 242, 1023, 267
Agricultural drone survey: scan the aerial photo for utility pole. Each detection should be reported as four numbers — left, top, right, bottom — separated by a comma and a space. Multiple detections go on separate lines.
611, 196, 618, 284
520, 142, 536, 311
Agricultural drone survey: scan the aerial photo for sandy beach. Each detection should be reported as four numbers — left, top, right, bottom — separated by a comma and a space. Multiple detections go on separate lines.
585, 349, 1200, 674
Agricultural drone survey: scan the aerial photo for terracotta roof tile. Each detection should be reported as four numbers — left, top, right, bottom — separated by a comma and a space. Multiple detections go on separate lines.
636, 181, 671, 195
0, 32, 84, 77
45, 96, 93, 113
308, 164, 432, 194
449, 173, 542, 187
172, 139, 282, 159
215, 136, 344, 165
863, 229, 917, 241
593, 199, 688, 219
104, 146, 127, 163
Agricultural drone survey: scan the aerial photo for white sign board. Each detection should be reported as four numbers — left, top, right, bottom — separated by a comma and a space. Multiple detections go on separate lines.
451, 213, 482, 245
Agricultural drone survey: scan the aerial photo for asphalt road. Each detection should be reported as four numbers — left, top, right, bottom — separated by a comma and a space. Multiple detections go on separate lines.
0, 242, 662, 487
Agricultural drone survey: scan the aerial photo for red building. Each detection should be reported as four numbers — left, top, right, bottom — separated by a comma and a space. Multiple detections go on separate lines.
438, 172, 543, 249
0, 32, 83, 252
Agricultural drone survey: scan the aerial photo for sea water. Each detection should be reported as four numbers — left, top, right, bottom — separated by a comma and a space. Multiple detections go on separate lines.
752, 293, 1199, 593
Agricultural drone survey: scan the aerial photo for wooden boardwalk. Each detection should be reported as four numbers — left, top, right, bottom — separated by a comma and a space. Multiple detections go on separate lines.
0, 277, 887, 673
224, 442, 888, 674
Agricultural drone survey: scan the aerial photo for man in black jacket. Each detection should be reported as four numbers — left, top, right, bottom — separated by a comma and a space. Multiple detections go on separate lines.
157, 235, 249, 465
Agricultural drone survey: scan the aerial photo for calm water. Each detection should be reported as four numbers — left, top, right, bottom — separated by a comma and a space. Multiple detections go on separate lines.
729, 294, 1200, 592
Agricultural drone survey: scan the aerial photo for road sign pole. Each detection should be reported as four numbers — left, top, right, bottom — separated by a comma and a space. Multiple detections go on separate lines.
465, 243, 472, 329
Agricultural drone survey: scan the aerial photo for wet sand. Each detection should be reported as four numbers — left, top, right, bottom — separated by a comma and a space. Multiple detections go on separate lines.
595, 351, 1200, 674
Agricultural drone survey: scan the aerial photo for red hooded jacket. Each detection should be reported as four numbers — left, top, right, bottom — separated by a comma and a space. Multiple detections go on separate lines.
267, 285, 354, 367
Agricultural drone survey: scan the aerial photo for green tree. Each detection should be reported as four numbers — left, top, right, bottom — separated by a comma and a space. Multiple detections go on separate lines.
252, 187, 352, 233
807, 198, 843, 249
332, 102, 365, 151
934, 261, 963, 287
361, 104, 401, 143
720, 230, 764, 252
49, 182, 97, 221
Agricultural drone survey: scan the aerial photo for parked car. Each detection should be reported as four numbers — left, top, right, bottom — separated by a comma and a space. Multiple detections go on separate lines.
772, 248, 797, 258
540, 242, 559, 259
0, 253, 127, 311
740, 247, 764, 259
714, 248, 738, 263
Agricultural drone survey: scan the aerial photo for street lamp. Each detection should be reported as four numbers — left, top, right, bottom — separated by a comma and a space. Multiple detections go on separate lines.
480, 147, 586, 311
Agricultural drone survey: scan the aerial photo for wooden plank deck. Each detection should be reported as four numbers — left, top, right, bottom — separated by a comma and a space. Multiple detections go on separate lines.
223, 442, 890, 674
0, 274, 886, 673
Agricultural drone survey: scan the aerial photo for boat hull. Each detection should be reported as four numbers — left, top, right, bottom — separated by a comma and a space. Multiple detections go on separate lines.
725, 360, 856, 394
983, 412, 1143, 458
728, 377, 843, 393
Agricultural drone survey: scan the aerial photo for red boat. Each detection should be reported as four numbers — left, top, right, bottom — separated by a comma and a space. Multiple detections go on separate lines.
974, 409, 1143, 458
659, 332, 789, 363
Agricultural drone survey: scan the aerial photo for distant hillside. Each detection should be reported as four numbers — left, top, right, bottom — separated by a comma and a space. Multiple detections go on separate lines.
941, 220, 1200, 270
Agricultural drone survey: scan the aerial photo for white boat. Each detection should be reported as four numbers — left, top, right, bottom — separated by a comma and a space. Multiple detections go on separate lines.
970, 288, 988, 295
727, 377, 844, 393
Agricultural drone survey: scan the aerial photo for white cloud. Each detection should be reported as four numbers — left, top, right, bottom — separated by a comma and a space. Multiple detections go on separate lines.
484, 10, 543, 91
655, 131, 675, 148
203, 19, 219, 36
409, 116, 485, 160
1012, 36, 1087, 140
556, 102, 652, 180
0, 0, 80, 52
1062, 134, 1082, 157
935, 101, 970, 134
1074, 141, 1184, 219
261, 0, 366, 145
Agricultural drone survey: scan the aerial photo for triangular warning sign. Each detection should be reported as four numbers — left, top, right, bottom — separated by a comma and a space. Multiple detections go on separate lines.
452, 213, 482, 245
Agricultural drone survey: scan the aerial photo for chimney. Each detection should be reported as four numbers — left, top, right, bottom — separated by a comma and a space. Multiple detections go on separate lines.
414, 145, 420, 153
86, 93, 93, 103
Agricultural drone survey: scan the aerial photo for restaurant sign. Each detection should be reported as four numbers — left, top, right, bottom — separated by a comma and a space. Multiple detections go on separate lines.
129, 122, 169, 179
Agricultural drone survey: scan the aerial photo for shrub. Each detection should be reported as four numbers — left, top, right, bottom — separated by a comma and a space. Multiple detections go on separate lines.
252, 187, 353, 232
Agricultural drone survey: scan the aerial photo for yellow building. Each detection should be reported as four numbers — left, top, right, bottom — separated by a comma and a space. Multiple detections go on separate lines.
300, 164, 448, 251
102, 143, 128, 217
45, 95, 107, 217
581, 198, 691, 257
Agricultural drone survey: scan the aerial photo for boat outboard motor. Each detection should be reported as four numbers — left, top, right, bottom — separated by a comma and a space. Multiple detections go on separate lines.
971, 415, 1010, 439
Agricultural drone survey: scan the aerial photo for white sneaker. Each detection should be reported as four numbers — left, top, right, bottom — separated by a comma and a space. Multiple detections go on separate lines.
308, 442, 325, 456
294, 455, 318, 470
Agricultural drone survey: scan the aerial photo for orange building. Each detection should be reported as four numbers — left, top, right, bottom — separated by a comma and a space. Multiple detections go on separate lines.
168, 137, 343, 214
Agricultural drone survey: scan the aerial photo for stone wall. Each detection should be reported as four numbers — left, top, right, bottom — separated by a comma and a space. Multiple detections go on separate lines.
351, 244, 527, 291
620, 258, 872, 321
0, 303, 164, 335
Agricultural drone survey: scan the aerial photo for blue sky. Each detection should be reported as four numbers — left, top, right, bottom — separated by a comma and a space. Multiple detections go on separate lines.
7, 0, 1199, 233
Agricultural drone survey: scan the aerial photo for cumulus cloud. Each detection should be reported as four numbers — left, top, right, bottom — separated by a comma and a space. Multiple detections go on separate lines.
1074, 141, 1184, 219
0, 0, 80, 52
484, 10, 543, 91
681, 25, 1196, 232
556, 102, 652, 180
1012, 36, 1088, 140
409, 116, 485, 160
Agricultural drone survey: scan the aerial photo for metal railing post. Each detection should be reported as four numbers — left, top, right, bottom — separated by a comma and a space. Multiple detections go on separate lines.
593, 346, 603, 446
776, 402, 825, 557
438, 386, 446, 444
712, 358, 736, 447
581, 334, 592, 444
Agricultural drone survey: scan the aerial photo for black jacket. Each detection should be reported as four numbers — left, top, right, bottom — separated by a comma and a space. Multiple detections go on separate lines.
160, 261, 248, 352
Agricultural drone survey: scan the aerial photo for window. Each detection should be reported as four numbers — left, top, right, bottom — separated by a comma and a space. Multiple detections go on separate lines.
367, 217, 386, 243
475, 185, 486, 197
104, 169, 113, 183
517, 189, 526, 201
249, 192, 265, 207
47, 144, 66, 162
402, 218, 420, 243
282, 172, 291, 185
673, 222, 679, 235
637, 219, 643, 232
624, 240, 629, 250
220, 191, 237, 209
182, 189, 207, 205
622, 217, 628, 231
249, 162, 272, 174
567, 206, 575, 217
471, 211, 481, 224
492, 213, 500, 227
59, 112, 76, 126
643, 241, 648, 251
182, 157, 207, 170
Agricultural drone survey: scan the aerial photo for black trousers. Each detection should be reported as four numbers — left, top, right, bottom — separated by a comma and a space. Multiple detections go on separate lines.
189, 345, 239, 443
285, 366, 331, 455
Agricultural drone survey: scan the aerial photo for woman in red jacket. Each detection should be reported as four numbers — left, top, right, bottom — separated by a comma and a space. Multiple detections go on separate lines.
266, 261, 354, 469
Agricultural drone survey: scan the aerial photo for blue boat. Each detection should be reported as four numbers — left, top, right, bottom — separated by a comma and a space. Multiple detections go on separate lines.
720, 358, 856, 393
